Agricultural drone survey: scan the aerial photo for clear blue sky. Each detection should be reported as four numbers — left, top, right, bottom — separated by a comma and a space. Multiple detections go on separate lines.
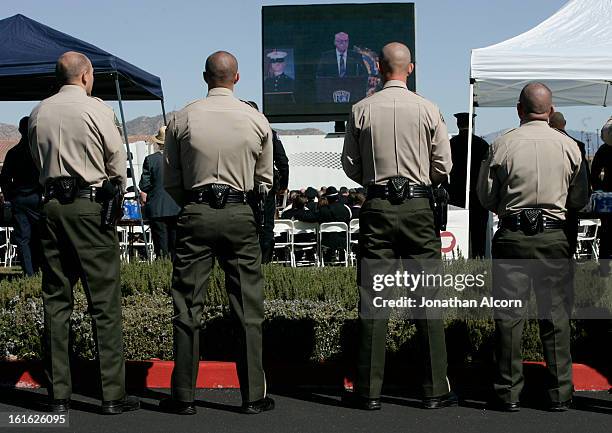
1, 0, 609, 137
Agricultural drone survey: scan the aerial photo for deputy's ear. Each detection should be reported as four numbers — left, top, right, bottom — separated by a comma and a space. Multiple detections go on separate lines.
234, 72, 240, 85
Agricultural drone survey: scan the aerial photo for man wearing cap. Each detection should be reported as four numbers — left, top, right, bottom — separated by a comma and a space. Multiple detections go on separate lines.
549, 111, 590, 256
478, 83, 589, 412
264, 50, 294, 94
139, 126, 181, 259
448, 112, 489, 258
342, 42, 457, 410
317, 32, 367, 78
28, 51, 139, 414
161, 50, 274, 415
592, 117, 612, 275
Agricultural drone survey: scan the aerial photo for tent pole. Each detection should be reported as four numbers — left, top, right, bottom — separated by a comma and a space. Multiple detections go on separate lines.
467, 80, 476, 259
114, 73, 152, 263
161, 99, 167, 125
466, 81, 475, 211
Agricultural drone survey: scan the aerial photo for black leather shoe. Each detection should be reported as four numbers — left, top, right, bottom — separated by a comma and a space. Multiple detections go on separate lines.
159, 398, 197, 415
488, 399, 520, 412
422, 391, 459, 409
241, 397, 275, 414
549, 400, 571, 412
44, 399, 70, 413
101, 395, 140, 415
341, 392, 381, 410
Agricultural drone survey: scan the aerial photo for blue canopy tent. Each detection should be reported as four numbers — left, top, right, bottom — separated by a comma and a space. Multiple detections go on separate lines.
0, 14, 164, 259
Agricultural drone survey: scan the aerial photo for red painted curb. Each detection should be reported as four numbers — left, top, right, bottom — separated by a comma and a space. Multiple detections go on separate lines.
2, 360, 609, 391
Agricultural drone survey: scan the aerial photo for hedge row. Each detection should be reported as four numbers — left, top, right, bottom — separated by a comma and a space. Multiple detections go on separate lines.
0, 260, 609, 364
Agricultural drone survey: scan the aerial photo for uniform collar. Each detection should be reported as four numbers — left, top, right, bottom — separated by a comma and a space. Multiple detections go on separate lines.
58, 84, 87, 95
520, 119, 549, 128
383, 80, 408, 90
207, 87, 234, 97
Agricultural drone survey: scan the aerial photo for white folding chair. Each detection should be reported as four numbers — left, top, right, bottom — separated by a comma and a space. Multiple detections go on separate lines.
575, 219, 600, 260
272, 219, 294, 266
130, 223, 155, 261
0, 227, 17, 267
319, 222, 349, 267
116, 226, 130, 262
292, 221, 319, 267
348, 219, 360, 266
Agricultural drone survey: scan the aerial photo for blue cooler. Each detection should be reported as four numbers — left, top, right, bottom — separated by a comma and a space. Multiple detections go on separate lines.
122, 199, 141, 220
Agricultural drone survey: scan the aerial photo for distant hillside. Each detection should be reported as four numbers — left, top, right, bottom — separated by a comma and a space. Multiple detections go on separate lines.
276, 128, 325, 136
125, 114, 325, 137
482, 129, 603, 156
125, 114, 173, 136
0, 123, 18, 140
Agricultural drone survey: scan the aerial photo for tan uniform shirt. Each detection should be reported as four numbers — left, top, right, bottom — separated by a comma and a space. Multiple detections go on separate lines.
163, 87, 273, 204
342, 80, 452, 186
28, 85, 126, 189
477, 120, 589, 220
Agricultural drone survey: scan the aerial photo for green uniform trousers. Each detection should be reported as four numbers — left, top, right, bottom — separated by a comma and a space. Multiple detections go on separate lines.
355, 197, 450, 399
171, 202, 265, 403
492, 227, 573, 403
39, 198, 124, 401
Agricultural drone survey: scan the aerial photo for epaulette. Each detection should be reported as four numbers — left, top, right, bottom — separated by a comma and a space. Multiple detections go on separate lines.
501, 128, 517, 136
91, 96, 114, 112
183, 99, 201, 109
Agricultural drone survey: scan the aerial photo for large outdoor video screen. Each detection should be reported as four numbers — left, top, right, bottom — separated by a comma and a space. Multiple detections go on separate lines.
262, 3, 416, 123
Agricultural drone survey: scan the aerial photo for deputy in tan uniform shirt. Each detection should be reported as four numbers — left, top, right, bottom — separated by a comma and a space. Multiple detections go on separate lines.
477, 82, 589, 412
28, 51, 138, 414
341, 42, 457, 411
161, 51, 274, 415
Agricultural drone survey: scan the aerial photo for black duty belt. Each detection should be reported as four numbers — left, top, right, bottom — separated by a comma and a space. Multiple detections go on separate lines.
366, 184, 431, 200
188, 184, 247, 208
500, 213, 566, 231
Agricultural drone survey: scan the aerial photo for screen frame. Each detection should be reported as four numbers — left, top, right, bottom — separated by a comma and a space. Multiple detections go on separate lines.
261, 2, 416, 123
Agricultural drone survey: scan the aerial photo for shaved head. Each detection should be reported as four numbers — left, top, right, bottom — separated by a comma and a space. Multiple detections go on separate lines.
379, 42, 413, 82
204, 51, 239, 88
56, 51, 92, 85
518, 82, 553, 118
549, 111, 566, 129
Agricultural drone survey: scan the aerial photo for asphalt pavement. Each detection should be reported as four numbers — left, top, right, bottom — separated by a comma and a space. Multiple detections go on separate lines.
0, 387, 610, 433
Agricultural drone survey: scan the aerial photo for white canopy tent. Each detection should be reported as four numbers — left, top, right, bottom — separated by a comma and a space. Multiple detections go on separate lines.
466, 0, 612, 208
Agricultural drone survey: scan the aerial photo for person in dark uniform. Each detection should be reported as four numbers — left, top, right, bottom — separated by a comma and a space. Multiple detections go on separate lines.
264, 51, 294, 93
592, 118, 612, 275
549, 111, 591, 256
139, 126, 181, 259
342, 42, 457, 410
29, 51, 139, 414
318, 186, 352, 263
304, 187, 318, 212
244, 101, 289, 264
478, 83, 589, 412
161, 51, 274, 415
348, 191, 365, 219
0, 116, 42, 276
448, 112, 489, 258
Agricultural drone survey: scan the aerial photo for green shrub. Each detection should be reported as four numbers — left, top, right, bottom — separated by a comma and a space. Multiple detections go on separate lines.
0, 260, 609, 364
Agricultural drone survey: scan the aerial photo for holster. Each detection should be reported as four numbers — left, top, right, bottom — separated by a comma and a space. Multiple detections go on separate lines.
519, 209, 543, 235
97, 179, 124, 229
386, 176, 410, 204
247, 187, 267, 235
44, 177, 79, 204
431, 186, 449, 231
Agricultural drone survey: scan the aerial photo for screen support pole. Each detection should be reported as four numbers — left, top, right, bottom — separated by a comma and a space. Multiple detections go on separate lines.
114, 73, 152, 262
334, 120, 346, 133
161, 99, 167, 125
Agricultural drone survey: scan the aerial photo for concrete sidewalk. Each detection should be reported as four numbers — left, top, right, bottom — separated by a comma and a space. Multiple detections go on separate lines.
0, 388, 610, 433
